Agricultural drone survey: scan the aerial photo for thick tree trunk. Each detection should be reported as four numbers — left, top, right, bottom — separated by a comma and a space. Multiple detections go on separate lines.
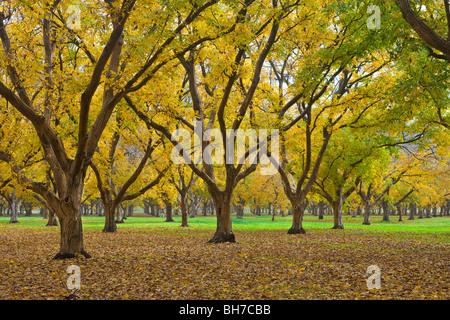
54, 208, 89, 259
208, 196, 234, 243
331, 201, 344, 229
165, 203, 174, 222
287, 202, 306, 234
103, 203, 117, 232
362, 202, 371, 225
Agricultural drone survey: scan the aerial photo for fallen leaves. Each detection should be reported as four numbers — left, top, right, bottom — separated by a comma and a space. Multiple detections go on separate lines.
0, 225, 448, 300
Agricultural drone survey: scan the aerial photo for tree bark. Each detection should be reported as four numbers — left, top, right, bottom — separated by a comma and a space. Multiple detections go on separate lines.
54, 204, 90, 259
425, 206, 431, 218
287, 202, 306, 234
103, 203, 117, 232
318, 201, 325, 220
397, 0, 450, 60
362, 201, 371, 225
116, 206, 125, 223
180, 194, 189, 227
208, 193, 234, 243
382, 200, 390, 222
396, 204, 403, 222
165, 203, 174, 222
408, 202, 415, 220
332, 200, 344, 229
46, 210, 59, 227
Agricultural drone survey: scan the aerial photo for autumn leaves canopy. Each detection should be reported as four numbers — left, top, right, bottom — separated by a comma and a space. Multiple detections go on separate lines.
0, 0, 448, 258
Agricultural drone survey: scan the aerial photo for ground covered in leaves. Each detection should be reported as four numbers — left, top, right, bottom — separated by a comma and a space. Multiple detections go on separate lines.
0, 218, 448, 300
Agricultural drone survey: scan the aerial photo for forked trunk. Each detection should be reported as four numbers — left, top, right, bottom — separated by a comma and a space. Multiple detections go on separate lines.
287, 202, 306, 234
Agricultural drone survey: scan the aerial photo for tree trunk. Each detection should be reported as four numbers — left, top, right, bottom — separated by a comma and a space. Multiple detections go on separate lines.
8, 192, 21, 223
208, 194, 234, 243
165, 203, 174, 222
331, 201, 344, 229
202, 201, 207, 216
362, 201, 371, 225
382, 200, 390, 222
46, 210, 59, 226
408, 202, 415, 220
116, 206, 124, 224
287, 202, 306, 234
318, 201, 324, 220
103, 203, 117, 232
54, 206, 89, 259
397, 204, 403, 222
150, 203, 155, 216
180, 194, 189, 227
425, 206, 431, 218
418, 206, 423, 219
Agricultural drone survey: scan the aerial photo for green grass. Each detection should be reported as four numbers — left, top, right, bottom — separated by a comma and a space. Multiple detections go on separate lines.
1, 213, 449, 235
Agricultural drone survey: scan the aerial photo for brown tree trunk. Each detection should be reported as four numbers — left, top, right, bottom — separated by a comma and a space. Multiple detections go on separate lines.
202, 201, 207, 216
425, 206, 431, 218
418, 206, 423, 219
362, 201, 371, 225
165, 203, 174, 222
287, 202, 306, 234
46, 210, 59, 227
318, 201, 325, 219
382, 200, 390, 222
408, 202, 415, 220
54, 205, 89, 259
180, 194, 189, 227
208, 194, 234, 243
397, 204, 403, 222
332, 201, 344, 229
103, 203, 117, 232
